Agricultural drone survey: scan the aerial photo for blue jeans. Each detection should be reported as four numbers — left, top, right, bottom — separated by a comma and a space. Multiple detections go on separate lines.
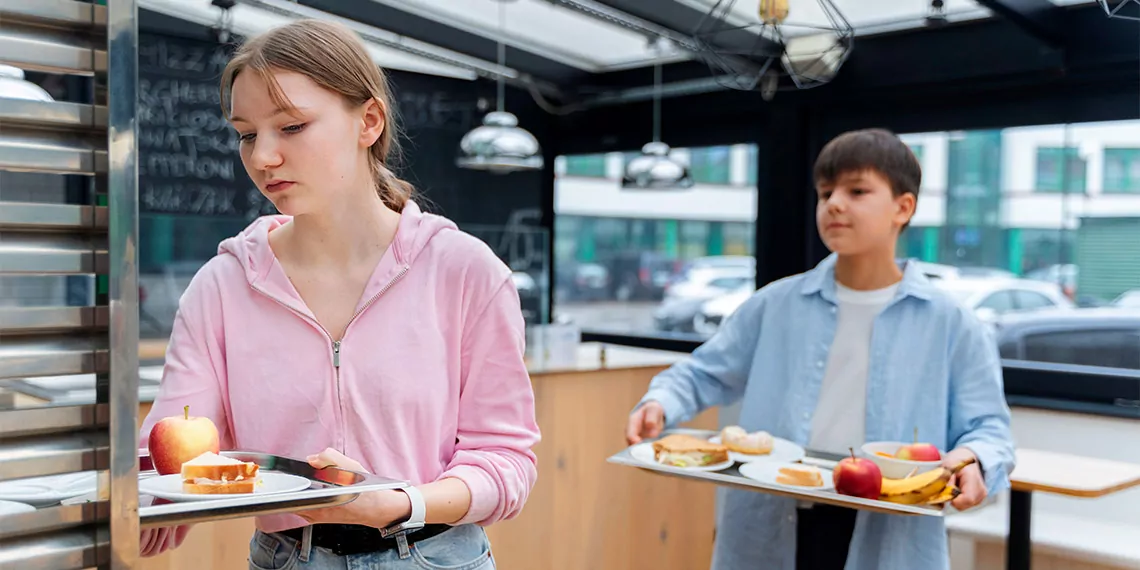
248, 523, 495, 570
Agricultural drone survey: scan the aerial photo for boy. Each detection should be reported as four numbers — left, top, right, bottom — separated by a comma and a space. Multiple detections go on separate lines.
625, 129, 1014, 570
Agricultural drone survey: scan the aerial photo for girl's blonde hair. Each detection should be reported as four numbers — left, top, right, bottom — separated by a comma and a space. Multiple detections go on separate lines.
220, 19, 414, 211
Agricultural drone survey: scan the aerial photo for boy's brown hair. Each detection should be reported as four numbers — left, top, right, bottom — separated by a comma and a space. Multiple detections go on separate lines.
813, 128, 922, 229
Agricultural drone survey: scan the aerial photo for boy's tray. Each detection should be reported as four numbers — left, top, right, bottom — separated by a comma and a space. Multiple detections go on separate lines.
607, 429, 946, 518
135, 451, 409, 528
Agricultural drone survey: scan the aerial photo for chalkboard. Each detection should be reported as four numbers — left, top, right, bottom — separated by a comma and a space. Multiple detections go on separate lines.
135, 26, 546, 230
138, 32, 275, 219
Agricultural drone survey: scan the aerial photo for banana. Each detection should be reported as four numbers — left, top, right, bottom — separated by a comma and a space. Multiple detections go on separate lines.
924, 483, 961, 506
879, 458, 975, 505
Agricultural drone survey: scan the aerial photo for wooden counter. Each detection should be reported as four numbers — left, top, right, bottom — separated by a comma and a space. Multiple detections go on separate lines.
137, 345, 715, 570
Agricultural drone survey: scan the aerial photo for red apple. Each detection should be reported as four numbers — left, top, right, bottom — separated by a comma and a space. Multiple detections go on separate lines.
896, 443, 941, 461
895, 427, 942, 461
147, 405, 220, 475
833, 448, 883, 499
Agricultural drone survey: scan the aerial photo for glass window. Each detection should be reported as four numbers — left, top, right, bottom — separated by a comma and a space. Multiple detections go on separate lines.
564, 154, 607, 178
1103, 148, 1140, 193
1014, 290, 1056, 311
902, 121, 1140, 375
689, 146, 731, 185
554, 145, 758, 338
977, 291, 1016, 313
1035, 146, 1086, 193
1022, 330, 1140, 370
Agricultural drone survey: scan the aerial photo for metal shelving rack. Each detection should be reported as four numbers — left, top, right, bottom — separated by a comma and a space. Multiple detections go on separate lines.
0, 0, 140, 568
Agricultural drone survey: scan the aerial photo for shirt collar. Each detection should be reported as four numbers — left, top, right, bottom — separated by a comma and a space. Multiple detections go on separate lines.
799, 253, 936, 304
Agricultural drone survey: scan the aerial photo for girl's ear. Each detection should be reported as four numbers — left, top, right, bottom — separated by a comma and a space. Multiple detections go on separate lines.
359, 98, 385, 147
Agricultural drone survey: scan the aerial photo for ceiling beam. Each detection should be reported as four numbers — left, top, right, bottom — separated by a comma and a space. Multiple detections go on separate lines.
973, 0, 1065, 48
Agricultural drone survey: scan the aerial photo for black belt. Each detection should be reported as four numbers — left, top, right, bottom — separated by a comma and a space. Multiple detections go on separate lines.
279, 523, 451, 556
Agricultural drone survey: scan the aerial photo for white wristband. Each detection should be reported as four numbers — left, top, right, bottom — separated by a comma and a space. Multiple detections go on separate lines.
380, 486, 426, 537
401, 485, 426, 526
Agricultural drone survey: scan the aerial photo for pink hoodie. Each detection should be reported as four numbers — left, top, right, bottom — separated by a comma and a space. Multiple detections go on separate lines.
139, 200, 540, 532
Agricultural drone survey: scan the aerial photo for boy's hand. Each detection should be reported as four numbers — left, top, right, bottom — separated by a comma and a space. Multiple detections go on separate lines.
626, 401, 665, 445
943, 447, 986, 511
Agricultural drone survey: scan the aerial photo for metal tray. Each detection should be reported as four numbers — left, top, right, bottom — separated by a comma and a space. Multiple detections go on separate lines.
137, 451, 408, 528
607, 429, 946, 517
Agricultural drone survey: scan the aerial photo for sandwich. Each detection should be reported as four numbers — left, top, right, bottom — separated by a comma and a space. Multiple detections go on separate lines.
719, 425, 774, 455
651, 434, 729, 468
776, 464, 824, 487
180, 451, 260, 494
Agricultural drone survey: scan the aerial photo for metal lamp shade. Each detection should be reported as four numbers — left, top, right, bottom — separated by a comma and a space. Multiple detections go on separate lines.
456, 111, 543, 173
0, 65, 53, 101
621, 141, 694, 190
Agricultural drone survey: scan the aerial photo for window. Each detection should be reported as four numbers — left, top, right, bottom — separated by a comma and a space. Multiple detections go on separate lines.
554, 145, 759, 338
908, 144, 924, 163
978, 291, 1016, 313
1014, 290, 1056, 311
564, 154, 608, 178
1022, 330, 1140, 370
1035, 146, 1086, 193
689, 146, 731, 185
900, 121, 1140, 376
1103, 148, 1140, 193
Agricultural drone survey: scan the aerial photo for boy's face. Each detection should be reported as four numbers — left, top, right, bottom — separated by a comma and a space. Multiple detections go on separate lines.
815, 169, 916, 256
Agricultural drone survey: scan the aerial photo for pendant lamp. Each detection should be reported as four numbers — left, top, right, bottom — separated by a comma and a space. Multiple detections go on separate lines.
1098, 0, 1140, 20
456, 0, 543, 173
0, 65, 53, 101
622, 61, 693, 190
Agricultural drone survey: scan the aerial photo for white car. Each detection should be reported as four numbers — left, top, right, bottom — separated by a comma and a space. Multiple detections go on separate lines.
693, 287, 753, 336
663, 266, 754, 303
933, 277, 1074, 323
693, 275, 1072, 336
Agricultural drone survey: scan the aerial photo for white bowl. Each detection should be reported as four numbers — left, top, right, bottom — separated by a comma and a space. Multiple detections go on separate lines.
860, 441, 943, 480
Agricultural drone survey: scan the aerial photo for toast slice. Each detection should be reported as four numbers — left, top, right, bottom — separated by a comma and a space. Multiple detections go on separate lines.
651, 434, 729, 467
182, 478, 257, 495
179, 451, 259, 493
776, 465, 824, 487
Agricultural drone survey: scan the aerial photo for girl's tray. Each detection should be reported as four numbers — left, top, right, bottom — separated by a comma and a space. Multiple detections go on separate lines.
607, 429, 947, 518
134, 450, 409, 528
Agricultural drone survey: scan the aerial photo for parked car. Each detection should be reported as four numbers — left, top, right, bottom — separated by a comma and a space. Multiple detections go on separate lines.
934, 277, 1074, 324
599, 251, 678, 301
1024, 263, 1079, 299
995, 308, 1140, 370
555, 261, 609, 302
1114, 289, 1140, 309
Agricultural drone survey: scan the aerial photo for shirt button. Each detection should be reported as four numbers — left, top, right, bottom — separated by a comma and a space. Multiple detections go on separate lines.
816, 360, 824, 368
831, 307, 837, 314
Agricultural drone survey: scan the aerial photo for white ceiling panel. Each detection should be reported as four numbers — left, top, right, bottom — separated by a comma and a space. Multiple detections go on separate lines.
139, 0, 478, 79
366, 0, 691, 72
675, 0, 993, 37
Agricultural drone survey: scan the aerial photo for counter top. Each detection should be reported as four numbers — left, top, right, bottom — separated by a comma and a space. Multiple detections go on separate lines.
1, 344, 687, 407
527, 343, 685, 375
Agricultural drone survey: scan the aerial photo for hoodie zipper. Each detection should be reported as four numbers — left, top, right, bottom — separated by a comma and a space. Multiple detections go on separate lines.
249, 263, 410, 452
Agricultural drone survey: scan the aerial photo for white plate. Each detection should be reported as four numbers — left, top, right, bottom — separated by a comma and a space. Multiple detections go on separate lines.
0, 500, 36, 516
709, 435, 806, 464
739, 461, 836, 492
0, 472, 98, 507
139, 472, 312, 502
628, 442, 734, 472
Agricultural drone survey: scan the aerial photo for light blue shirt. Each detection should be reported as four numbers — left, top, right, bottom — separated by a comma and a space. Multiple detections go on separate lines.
642, 254, 1015, 570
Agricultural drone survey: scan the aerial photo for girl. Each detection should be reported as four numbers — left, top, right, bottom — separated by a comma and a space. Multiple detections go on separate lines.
138, 19, 540, 570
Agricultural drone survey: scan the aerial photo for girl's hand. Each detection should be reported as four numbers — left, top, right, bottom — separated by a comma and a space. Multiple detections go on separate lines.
296, 448, 412, 528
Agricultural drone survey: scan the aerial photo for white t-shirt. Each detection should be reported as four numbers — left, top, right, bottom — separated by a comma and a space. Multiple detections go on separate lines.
808, 280, 900, 455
